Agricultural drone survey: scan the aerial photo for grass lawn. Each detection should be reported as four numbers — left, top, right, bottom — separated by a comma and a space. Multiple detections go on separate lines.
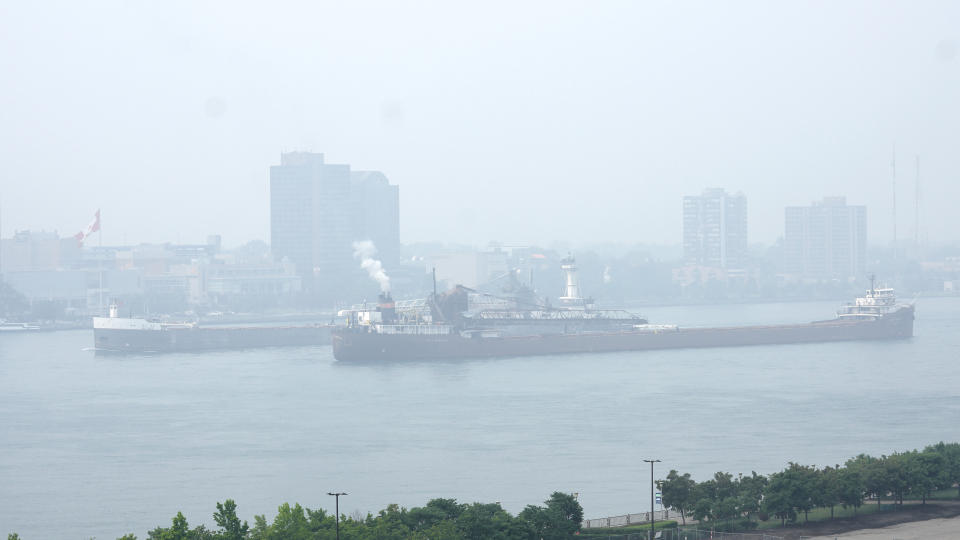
903, 488, 960, 501
753, 500, 925, 530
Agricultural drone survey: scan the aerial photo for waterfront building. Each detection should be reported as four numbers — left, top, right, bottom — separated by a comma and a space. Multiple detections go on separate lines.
682, 188, 748, 270
0, 230, 80, 272
350, 170, 400, 269
269, 152, 400, 301
269, 152, 352, 297
783, 196, 867, 280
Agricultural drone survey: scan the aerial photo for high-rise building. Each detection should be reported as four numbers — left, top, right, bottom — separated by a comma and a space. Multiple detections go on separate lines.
784, 197, 866, 280
270, 152, 351, 296
350, 171, 400, 269
682, 188, 748, 270
270, 153, 399, 299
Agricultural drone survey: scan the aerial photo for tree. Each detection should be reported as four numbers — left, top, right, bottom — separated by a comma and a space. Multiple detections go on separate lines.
262, 503, 316, 540
847, 454, 885, 505
366, 503, 413, 540
713, 497, 739, 524
927, 442, 960, 498
762, 464, 817, 526
882, 453, 910, 505
836, 466, 864, 515
905, 450, 943, 504
213, 500, 249, 540
117, 535, 138, 540
405, 498, 464, 532
817, 466, 842, 519
249, 515, 270, 540
409, 519, 466, 540
736, 471, 767, 521
760, 472, 795, 527
518, 492, 582, 539
543, 492, 583, 535
658, 470, 696, 525
691, 497, 713, 523
146, 512, 214, 540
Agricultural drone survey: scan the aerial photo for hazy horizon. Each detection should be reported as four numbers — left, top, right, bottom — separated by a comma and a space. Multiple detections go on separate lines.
2, 1, 958, 249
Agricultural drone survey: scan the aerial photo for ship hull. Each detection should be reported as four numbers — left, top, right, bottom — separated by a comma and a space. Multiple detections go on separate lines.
94, 325, 332, 353
332, 306, 914, 362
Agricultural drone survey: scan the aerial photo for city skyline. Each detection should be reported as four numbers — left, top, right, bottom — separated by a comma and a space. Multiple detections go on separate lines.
1, 2, 958, 247
0, 184, 924, 254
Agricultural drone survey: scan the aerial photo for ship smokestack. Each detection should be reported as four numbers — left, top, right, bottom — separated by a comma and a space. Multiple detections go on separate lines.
352, 240, 391, 293
378, 292, 396, 324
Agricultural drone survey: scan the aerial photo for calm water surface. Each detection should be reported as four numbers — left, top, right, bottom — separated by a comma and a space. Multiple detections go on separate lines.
1, 298, 958, 538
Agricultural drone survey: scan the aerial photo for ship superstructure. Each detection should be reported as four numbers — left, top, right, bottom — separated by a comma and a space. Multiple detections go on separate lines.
338, 256, 647, 343
836, 276, 902, 321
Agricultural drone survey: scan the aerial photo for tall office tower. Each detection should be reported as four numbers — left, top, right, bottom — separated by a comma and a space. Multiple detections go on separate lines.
682, 188, 748, 269
350, 171, 400, 269
784, 197, 867, 280
270, 152, 352, 296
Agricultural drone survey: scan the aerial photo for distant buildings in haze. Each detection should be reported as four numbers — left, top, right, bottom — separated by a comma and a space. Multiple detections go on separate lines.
784, 196, 867, 281
682, 188, 748, 271
677, 189, 870, 286
269, 152, 400, 299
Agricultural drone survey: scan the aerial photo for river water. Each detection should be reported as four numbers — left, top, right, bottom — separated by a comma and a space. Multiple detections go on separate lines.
1, 298, 958, 538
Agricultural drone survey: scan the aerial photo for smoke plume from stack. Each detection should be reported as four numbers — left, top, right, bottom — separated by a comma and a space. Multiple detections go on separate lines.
352, 240, 391, 293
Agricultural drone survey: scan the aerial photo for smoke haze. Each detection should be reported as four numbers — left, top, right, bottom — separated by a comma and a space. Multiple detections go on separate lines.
1, 1, 959, 248
353, 240, 391, 293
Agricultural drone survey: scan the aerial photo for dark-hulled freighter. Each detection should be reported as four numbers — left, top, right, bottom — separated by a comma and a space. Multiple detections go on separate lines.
332, 257, 914, 362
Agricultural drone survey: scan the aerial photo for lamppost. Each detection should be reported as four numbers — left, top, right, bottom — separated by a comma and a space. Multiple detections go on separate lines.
327, 492, 347, 540
643, 459, 661, 540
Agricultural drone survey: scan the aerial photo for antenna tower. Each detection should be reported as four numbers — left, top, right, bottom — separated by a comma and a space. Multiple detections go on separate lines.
914, 155, 920, 252
891, 145, 897, 259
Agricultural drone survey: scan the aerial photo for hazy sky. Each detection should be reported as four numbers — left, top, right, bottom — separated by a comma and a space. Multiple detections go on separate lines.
1, 1, 958, 248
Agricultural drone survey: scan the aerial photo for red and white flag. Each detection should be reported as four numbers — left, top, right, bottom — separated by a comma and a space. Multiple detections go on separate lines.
73, 231, 85, 246
85, 209, 101, 237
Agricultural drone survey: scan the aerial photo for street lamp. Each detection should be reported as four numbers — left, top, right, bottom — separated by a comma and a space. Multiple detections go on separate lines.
643, 459, 661, 540
327, 492, 348, 540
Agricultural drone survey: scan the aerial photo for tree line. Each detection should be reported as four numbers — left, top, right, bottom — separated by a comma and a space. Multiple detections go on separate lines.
658, 441, 960, 529
5, 492, 583, 540
8, 441, 960, 539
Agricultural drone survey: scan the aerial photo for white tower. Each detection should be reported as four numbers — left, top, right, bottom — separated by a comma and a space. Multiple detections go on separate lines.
559, 256, 583, 306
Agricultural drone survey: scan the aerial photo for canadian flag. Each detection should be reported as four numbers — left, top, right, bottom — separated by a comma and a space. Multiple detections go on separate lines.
85, 209, 101, 237
74, 210, 100, 246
